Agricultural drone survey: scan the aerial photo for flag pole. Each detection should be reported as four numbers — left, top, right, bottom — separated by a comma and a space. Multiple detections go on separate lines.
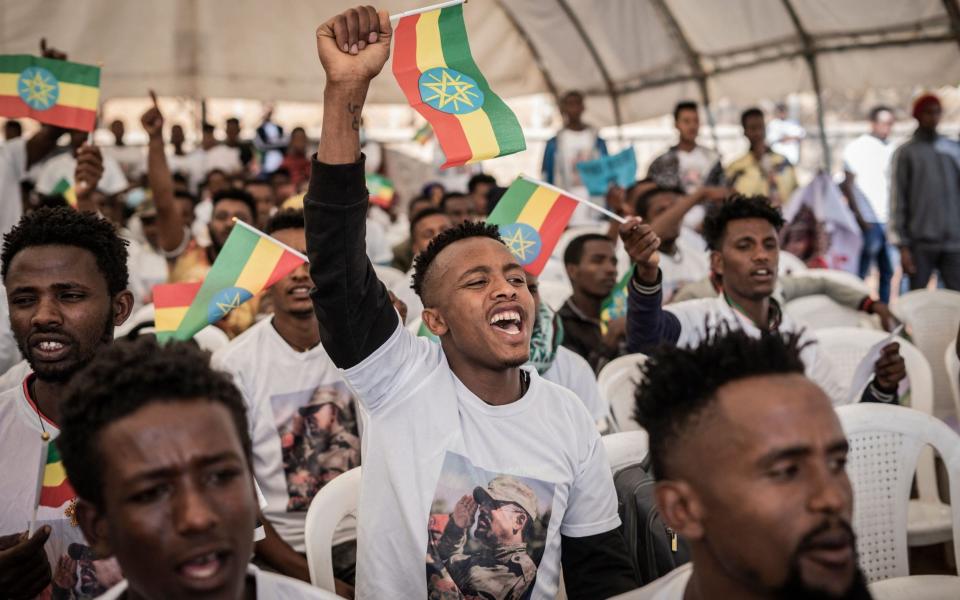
27, 435, 51, 538
231, 218, 309, 263
390, 0, 466, 22
519, 175, 628, 224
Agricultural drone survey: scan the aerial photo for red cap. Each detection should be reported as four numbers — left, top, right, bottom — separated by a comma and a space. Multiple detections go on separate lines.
912, 94, 941, 120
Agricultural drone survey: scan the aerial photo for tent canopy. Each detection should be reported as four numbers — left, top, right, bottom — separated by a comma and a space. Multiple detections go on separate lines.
3, 0, 959, 126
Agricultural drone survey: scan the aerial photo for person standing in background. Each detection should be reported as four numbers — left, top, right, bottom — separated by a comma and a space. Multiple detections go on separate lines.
841, 106, 896, 302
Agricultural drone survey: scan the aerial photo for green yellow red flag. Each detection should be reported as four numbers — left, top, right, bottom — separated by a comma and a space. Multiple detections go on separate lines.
600, 267, 632, 335
0, 55, 100, 131
486, 177, 580, 276
38, 442, 75, 509
392, 2, 525, 168
171, 221, 307, 341
153, 281, 202, 343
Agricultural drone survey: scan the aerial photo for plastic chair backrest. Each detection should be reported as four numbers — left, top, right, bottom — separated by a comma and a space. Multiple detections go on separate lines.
304, 467, 361, 593
785, 295, 877, 331
815, 327, 938, 500
893, 289, 960, 421
836, 404, 960, 581
374, 264, 410, 292
597, 353, 648, 432
946, 340, 960, 419
601, 430, 649, 473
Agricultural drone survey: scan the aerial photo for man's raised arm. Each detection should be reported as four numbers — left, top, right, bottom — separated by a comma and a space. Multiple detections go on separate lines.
305, 6, 397, 369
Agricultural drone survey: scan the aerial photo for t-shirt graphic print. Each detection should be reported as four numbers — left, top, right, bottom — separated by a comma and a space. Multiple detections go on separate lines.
271, 382, 360, 511
426, 451, 556, 600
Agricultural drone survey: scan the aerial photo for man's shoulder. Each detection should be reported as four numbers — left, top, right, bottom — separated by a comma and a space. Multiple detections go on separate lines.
612, 564, 692, 600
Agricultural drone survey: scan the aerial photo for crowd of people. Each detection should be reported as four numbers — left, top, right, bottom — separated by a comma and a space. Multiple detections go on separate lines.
0, 5, 956, 600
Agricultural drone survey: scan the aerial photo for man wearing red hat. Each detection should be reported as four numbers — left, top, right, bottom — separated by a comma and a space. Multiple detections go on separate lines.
890, 94, 960, 290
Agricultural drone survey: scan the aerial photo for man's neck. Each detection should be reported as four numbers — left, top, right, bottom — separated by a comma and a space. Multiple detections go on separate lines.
31, 377, 68, 426
677, 139, 696, 152
726, 289, 770, 329
570, 290, 603, 320
684, 562, 770, 600
173, 144, 185, 156
444, 352, 525, 406
271, 311, 321, 352
750, 144, 766, 159
565, 121, 586, 132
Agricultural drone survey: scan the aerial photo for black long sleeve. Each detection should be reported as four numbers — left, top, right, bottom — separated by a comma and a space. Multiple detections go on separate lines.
561, 529, 639, 599
303, 156, 398, 369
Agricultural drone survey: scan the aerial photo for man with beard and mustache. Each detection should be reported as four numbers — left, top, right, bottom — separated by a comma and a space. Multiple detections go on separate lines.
0, 206, 133, 598
613, 329, 871, 600
140, 92, 259, 338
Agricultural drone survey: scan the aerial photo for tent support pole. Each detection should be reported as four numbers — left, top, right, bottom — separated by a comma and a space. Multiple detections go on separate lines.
942, 0, 960, 51
554, 0, 623, 129
781, 0, 831, 170
649, 0, 719, 151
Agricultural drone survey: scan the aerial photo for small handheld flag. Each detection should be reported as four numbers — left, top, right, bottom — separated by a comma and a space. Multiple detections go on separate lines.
153, 281, 202, 343
600, 268, 632, 335
29, 438, 76, 537
51, 177, 77, 208
171, 221, 307, 341
392, 1, 526, 168
366, 174, 396, 209
413, 122, 433, 145
0, 55, 100, 132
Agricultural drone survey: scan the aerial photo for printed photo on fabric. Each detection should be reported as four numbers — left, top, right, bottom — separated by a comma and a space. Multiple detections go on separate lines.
425, 451, 556, 600
270, 383, 360, 511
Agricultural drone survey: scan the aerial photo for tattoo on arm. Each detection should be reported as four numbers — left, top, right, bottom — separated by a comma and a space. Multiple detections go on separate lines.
348, 102, 360, 131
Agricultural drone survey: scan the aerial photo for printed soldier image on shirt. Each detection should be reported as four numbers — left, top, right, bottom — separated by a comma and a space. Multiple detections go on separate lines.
425, 452, 556, 600
271, 383, 360, 510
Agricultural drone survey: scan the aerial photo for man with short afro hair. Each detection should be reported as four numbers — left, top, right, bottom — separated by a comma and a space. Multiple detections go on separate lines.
0, 206, 134, 597
620, 194, 906, 405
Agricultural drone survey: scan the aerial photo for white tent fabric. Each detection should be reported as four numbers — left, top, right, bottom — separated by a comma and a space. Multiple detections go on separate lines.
2, 0, 959, 126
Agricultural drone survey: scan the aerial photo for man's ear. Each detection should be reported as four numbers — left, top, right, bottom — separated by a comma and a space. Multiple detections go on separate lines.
421, 307, 448, 337
76, 499, 114, 559
564, 263, 578, 283
112, 290, 135, 327
655, 480, 705, 541
709, 251, 723, 279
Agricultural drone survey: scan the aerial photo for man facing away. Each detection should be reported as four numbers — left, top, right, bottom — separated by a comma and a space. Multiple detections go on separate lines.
305, 7, 635, 598
613, 329, 871, 600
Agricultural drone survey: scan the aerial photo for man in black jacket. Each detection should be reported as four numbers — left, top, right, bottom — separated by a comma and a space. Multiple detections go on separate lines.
304, 6, 635, 599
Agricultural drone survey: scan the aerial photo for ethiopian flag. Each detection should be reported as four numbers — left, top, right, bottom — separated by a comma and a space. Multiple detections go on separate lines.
392, 3, 525, 168
600, 268, 632, 335
171, 221, 307, 341
0, 55, 100, 132
51, 177, 77, 208
153, 281, 202, 343
487, 177, 579, 276
366, 173, 395, 209
38, 442, 75, 509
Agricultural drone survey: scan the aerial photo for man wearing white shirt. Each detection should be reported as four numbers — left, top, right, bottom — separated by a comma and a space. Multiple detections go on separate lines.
622, 195, 905, 405
57, 338, 338, 600
35, 131, 129, 197
306, 8, 635, 598
841, 106, 896, 303
214, 209, 359, 597
613, 330, 872, 600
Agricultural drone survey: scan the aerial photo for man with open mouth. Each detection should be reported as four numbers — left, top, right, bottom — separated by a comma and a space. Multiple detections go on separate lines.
623, 194, 906, 406
305, 6, 636, 599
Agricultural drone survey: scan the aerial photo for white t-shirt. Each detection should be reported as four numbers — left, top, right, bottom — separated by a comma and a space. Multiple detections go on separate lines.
659, 237, 711, 303
665, 295, 847, 404
843, 134, 894, 224
345, 324, 620, 599
0, 376, 123, 599
35, 151, 129, 196
541, 346, 609, 423
675, 147, 716, 195
186, 145, 242, 192
767, 118, 805, 166
0, 138, 27, 239
612, 564, 692, 599
124, 236, 169, 311
557, 129, 604, 226
95, 564, 341, 600
212, 318, 360, 552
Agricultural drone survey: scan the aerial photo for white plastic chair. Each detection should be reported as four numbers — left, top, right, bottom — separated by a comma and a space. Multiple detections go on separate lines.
374, 265, 410, 292
538, 279, 572, 312
815, 328, 951, 547
947, 340, 960, 419
836, 404, 960, 583
785, 295, 878, 332
778, 250, 808, 275
793, 268, 872, 295
893, 289, 960, 421
304, 467, 361, 593
597, 353, 648, 432
869, 574, 960, 599
601, 430, 649, 473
